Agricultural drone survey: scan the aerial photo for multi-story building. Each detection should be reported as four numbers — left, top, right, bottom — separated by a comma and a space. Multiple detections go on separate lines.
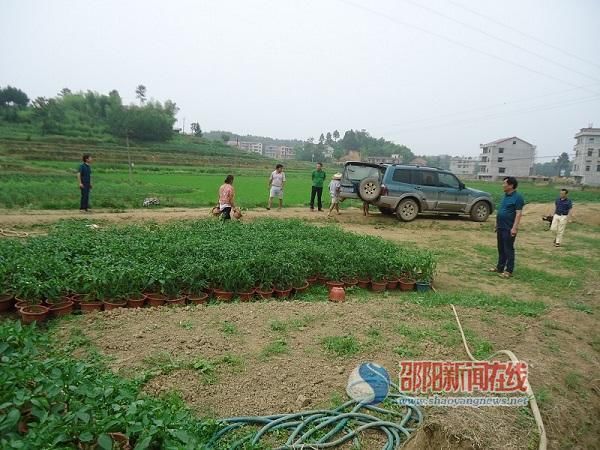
264, 145, 295, 160
450, 157, 478, 176
572, 127, 600, 186
239, 142, 263, 154
477, 137, 535, 180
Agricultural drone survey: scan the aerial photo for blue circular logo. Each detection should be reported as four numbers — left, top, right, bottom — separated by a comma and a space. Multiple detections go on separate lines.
346, 362, 391, 404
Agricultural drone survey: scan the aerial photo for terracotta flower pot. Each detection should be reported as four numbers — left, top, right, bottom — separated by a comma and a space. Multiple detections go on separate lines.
188, 293, 209, 305
127, 296, 145, 308
357, 278, 370, 289
370, 280, 387, 292
0, 293, 14, 312
80, 302, 103, 313
326, 281, 344, 291
237, 290, 255, 302
274, 288, 292, 299
19, 305, 49, 323
385, 278, 399, 290
49, 300, 74, 317
293, 281, 310, 295
144, 293, 166, 307
399, 278, 416, 291
165, 296, 186, 306
341, 277, 358, 288
103, 299, 127, 311
307, 276, 318, 285
329, 287, 346, 302
256, 288, 273, 299
14, 300, 29, 310
69, 294, 84, 310
214, 289, 234, 301
317, 276, 328, 285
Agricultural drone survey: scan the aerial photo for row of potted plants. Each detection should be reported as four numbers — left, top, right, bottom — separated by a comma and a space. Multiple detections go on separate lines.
4, 273, 432, 323
0, 219, 437, 311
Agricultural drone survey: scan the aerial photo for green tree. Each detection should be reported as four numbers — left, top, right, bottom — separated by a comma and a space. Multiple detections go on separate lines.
190, 122, 203, 137
319, 133, 325, 144
333, 129, 340, 141
325, 131, 333, 145
0, 86, 29, 107
221, 133, 230, 142
135, 85, 147, 104
556, 152, 570, 176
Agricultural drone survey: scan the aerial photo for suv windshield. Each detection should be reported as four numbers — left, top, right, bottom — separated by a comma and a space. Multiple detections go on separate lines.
344, 164, 382, 181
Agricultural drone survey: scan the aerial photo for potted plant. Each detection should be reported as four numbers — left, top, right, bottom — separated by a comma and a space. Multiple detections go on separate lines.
233, 269, 255, 302
186, 278, 209, 305
415, 252, 436, 292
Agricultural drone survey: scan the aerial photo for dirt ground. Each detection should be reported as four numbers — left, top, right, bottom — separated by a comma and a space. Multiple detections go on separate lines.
5, 204, 600, 449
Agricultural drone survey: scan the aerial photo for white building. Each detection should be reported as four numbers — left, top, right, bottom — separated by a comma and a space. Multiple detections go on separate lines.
477, 137, 535, 181
226, 140, 263, 154
449, 156, 478, 176
264, 145, 295, 160
572, 127, 600, 186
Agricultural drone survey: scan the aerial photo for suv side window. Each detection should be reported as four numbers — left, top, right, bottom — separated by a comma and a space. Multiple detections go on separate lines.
392, 168, 411, 183
438, 173, 460, 189
415, 171, 438, 187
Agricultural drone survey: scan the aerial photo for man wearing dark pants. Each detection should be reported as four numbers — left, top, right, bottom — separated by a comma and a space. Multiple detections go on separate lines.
310, 162, 326, 211
490, 176, 524, 278
77, 154, 93, 212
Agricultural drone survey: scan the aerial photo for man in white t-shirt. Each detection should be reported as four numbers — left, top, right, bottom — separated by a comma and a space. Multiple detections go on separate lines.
267, 164, 286, 210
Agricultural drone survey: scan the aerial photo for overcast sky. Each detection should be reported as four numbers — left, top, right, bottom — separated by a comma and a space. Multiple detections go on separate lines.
2, 0, 599, 158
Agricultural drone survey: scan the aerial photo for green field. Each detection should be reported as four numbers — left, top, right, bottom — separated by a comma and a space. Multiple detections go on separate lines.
1, 137, 599, 209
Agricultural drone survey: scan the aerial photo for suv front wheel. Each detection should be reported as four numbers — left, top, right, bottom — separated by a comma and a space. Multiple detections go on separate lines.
396, 198, 419, 222
470, 201, 490, 222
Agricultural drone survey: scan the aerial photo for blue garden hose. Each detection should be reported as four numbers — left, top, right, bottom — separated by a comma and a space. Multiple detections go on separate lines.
208, 383, 423, 449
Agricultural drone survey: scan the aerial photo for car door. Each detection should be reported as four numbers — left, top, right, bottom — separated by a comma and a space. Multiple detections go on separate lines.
412, 170, 440, 211
340, 162, 383, 199
436, 172, 468, 212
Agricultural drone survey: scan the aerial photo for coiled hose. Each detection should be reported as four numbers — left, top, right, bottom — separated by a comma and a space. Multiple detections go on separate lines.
208, 391, 423, 449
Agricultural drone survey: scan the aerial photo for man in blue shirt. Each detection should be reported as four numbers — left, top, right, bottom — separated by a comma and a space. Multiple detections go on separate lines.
550, 189, 573, 247
490, 176, 525, 278
77, 154, 93, 212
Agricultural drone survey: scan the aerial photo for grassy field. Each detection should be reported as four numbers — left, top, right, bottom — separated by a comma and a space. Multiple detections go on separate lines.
1, 136, 599, 209
1, 161, 598, 210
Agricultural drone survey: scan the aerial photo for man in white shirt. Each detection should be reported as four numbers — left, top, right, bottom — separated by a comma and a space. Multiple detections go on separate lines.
267, 164, 286, 210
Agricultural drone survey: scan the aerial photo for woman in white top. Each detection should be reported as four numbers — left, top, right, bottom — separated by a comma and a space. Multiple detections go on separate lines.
267, 164, 286, 210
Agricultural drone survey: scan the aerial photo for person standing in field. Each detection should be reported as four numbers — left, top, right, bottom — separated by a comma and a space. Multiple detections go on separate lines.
77, 154, 93, 213
218, 175, 235, 220
550, 189, 573, 247
267, 164, 286, 210
489, 176, 525, 278
310, 162, 326, 211
327, 173, 342, 217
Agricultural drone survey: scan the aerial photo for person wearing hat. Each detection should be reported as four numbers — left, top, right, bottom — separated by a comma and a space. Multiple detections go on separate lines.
328, 173, 342, 217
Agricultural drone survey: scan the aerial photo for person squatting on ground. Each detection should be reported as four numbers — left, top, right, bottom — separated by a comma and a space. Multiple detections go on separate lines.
490, 176, 524, 278
267, 164, 286, 210
550, 189, 573, 247
218, 175, 235, 220
328, 173, 342, 217
310, 162, 326, 211
77, 154, 93, 212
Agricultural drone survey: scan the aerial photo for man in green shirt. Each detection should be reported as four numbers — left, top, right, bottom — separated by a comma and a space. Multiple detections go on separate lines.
310, 162, 326, 211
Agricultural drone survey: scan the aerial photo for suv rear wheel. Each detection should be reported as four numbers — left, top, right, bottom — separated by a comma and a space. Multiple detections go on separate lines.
358, 177, 381, 202
470, 201, 490, 222
396, 198, 419, 222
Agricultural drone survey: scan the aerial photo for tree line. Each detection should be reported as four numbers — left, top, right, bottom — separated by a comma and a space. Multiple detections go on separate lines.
0, 85, 178, 142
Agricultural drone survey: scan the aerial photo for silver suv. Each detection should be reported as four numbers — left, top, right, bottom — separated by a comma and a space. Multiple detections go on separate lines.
339, 162, 494, 222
